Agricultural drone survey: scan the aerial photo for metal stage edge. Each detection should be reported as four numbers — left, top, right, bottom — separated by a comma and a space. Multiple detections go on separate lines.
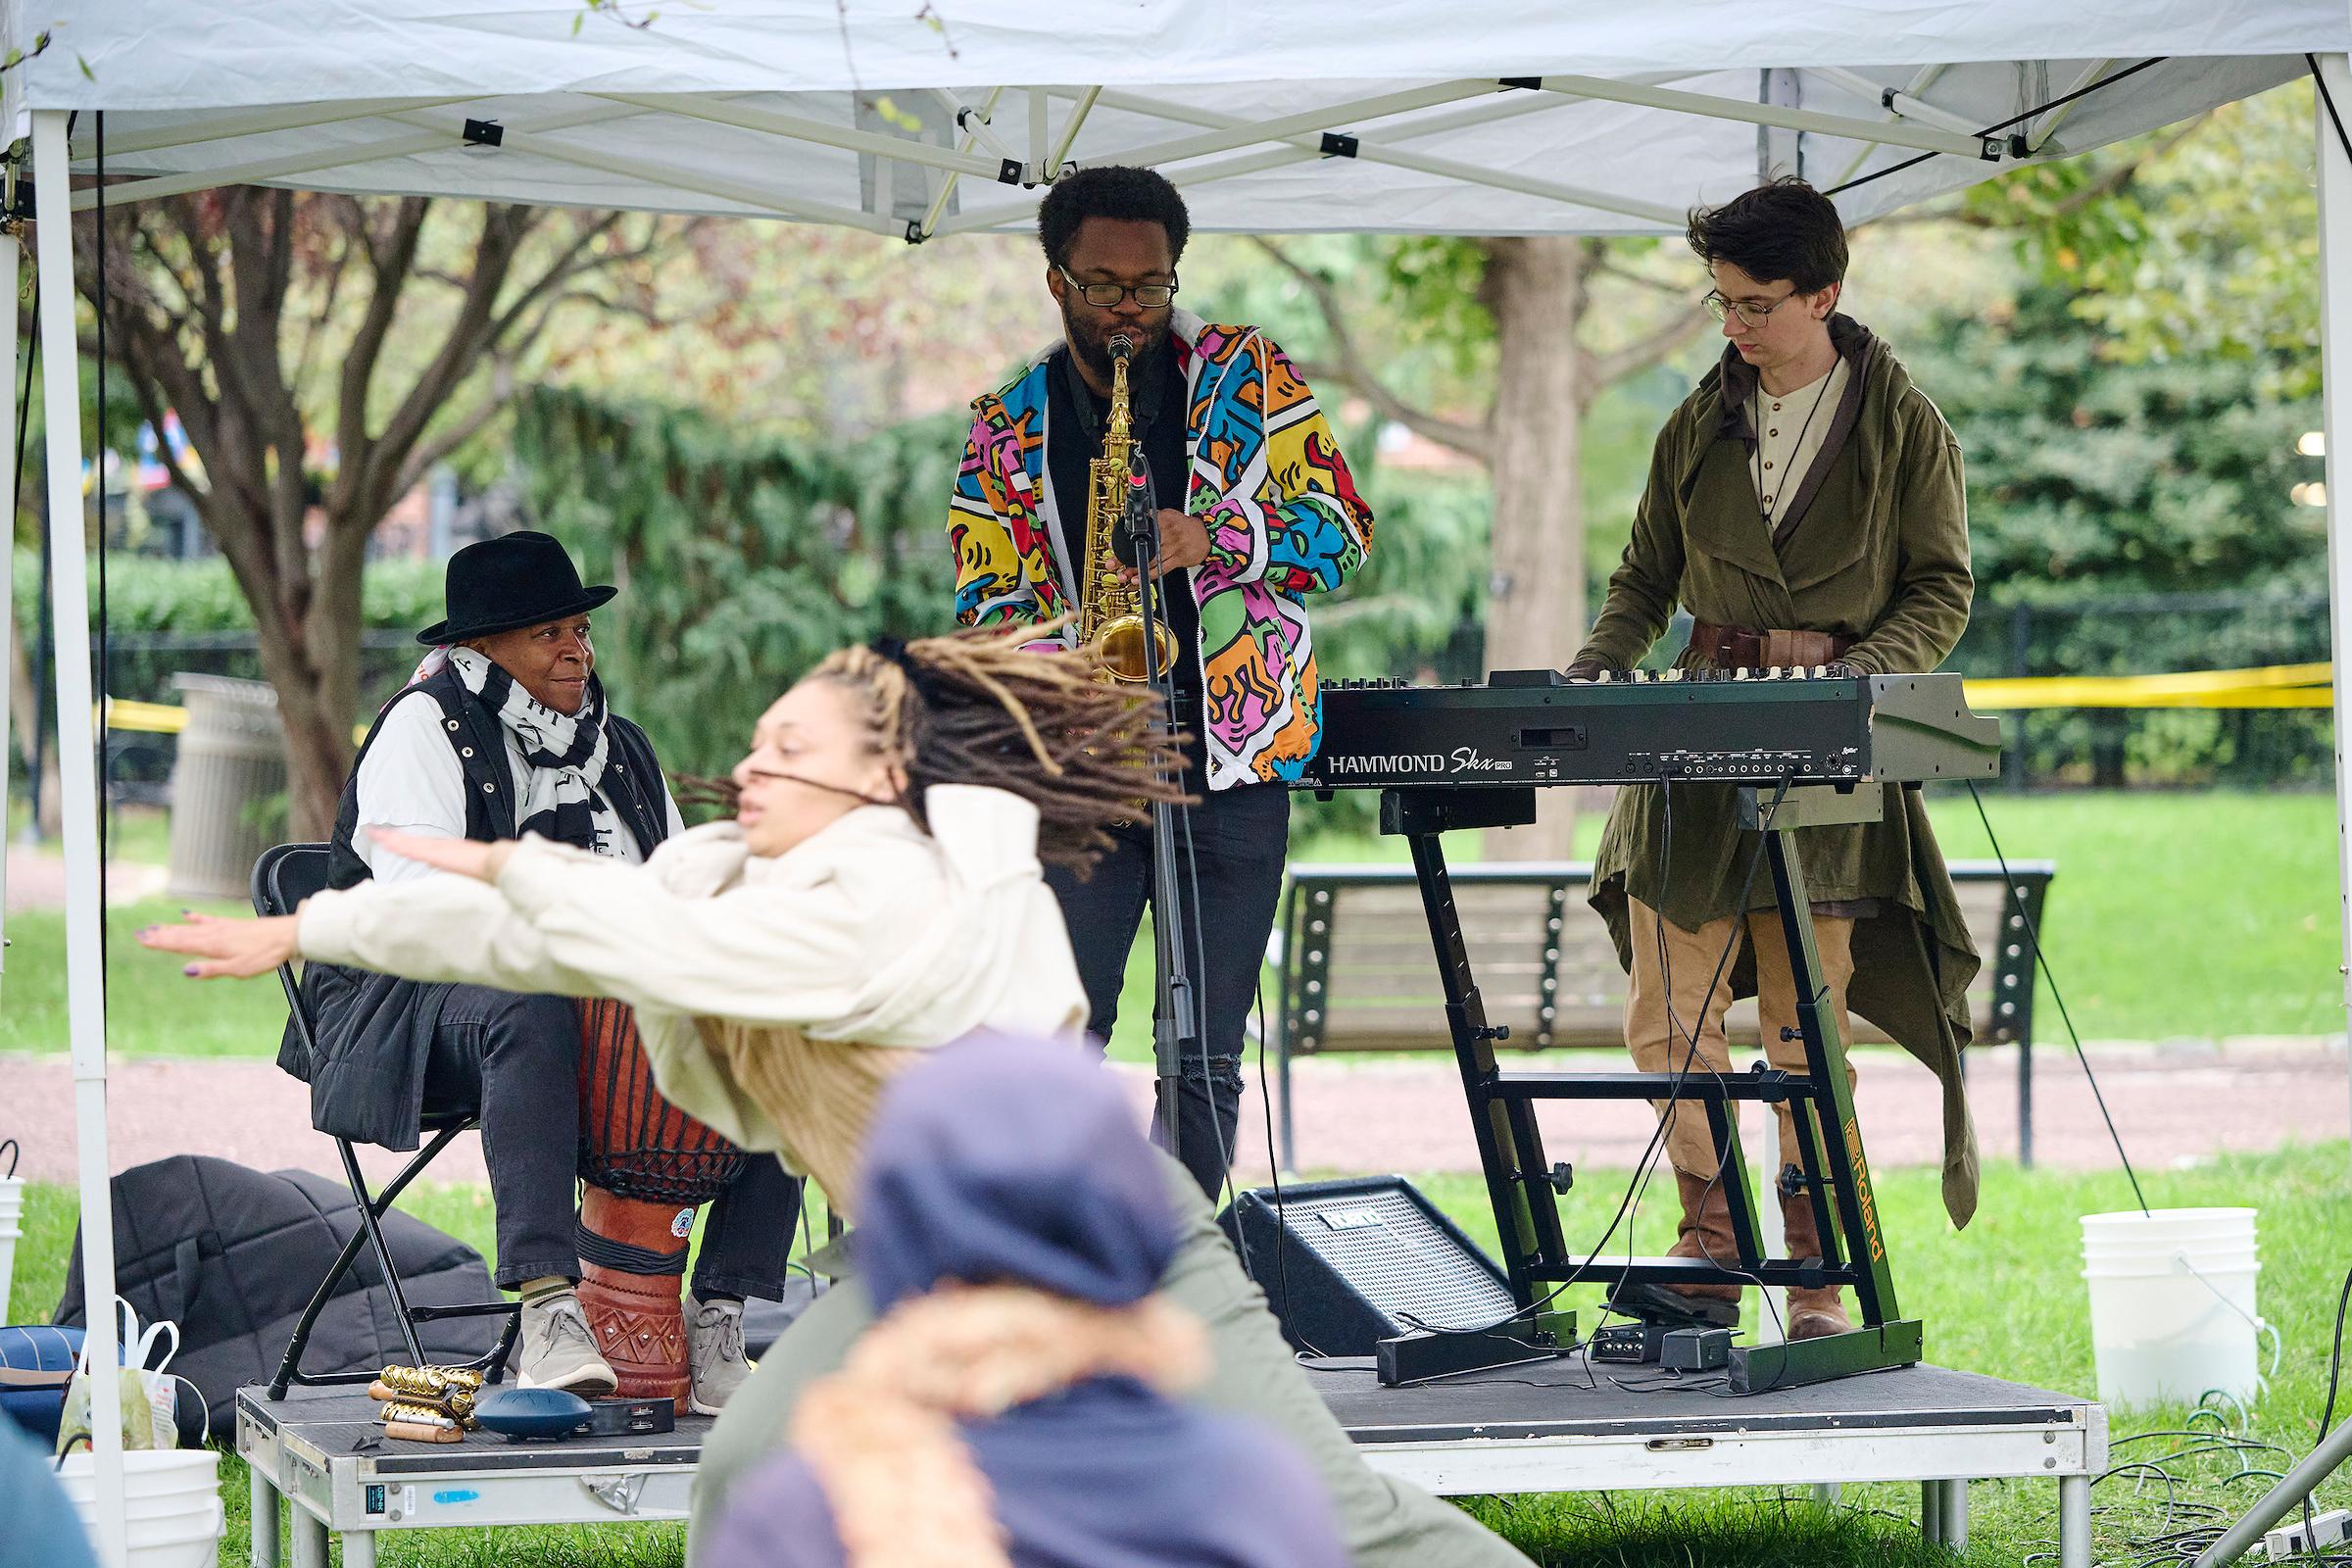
239, 1361, 2108, 1568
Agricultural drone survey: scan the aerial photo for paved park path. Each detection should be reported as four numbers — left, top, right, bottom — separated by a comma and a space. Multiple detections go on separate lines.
6, 1040, 2344, 1189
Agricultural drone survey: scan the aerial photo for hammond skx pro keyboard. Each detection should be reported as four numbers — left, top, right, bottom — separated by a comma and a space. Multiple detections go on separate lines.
1301, 667, 2000, 792
1290, 664, 2004, 1393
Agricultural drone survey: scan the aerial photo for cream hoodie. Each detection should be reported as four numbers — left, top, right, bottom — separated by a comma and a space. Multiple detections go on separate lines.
297, 784, 1089, 1198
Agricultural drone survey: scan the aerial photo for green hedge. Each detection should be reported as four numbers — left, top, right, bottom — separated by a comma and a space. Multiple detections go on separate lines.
11, 550, 446, 637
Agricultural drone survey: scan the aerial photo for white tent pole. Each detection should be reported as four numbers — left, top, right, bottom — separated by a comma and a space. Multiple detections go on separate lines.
941, 86, 1678, 238
1534, 72, 1995, 159
0, 222, 17, 980
1047, 86, 1100, 178
71, 97, 474, 159
2316, 52, 2352, 1177
449, 123, 904, 234
1809, 66, 1988, 139
912, 86, 1007, 242
2027, 59, 2115, 152
33, 107, 127, 1568
929, 89, 1016, 164
1075, 85, 1686, 225
75, 95, 688, 212
72, 128, 456, 210
1096, 79, 1503, 170
595, 93, 1010, 180
1826, 63, 1954, 189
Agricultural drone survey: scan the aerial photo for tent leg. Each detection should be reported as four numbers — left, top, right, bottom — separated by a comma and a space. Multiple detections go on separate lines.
2317, 55, 2352, 1187
0, 224, 20, 982
33, 108, 126, 1568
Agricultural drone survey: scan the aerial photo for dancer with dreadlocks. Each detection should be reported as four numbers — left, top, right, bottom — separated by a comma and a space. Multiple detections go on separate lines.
142, 621, 1532, 1568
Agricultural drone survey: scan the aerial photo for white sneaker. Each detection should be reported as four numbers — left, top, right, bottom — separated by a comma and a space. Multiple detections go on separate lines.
686, 1293, 751, 1415
517, 1291, 617, 1397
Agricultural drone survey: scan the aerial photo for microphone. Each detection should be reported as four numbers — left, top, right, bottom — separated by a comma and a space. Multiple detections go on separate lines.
1108, 332, 1135, 362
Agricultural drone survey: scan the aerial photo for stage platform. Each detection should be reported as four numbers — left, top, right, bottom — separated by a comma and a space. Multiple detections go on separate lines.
239, 1357, 2105, 1567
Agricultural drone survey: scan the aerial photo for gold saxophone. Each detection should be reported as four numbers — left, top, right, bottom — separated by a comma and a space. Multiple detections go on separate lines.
1078, 338, 1177, 685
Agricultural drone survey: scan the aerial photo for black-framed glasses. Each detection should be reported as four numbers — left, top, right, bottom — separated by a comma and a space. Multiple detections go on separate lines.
1058, 266, 1178, 309
1702, 288, 1799, 328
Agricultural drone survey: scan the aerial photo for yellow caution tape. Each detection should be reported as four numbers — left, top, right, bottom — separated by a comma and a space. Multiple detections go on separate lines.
103, 698, 190, 734
101, 662, 2340, 742
1964, 662, 2333, 710
101, 698, 370, 745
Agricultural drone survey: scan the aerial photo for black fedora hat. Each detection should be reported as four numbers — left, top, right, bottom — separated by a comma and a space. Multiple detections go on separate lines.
416, 530, 618, 646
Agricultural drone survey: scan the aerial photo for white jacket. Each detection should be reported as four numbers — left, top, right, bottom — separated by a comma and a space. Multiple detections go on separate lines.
297, 784, 1090, 1165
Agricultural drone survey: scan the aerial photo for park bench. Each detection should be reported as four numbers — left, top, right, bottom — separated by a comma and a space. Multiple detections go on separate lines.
1267, 858, 2055, 1170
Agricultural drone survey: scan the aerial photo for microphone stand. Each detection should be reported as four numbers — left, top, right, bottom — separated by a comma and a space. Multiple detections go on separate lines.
1118, 439, 1202, 1164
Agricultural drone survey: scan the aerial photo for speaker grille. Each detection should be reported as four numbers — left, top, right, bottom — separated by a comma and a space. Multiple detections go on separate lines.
1279, 1186, 1516, 1329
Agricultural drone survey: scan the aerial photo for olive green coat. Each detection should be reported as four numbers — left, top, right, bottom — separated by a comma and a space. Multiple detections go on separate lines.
1574, 315, 1982, 1226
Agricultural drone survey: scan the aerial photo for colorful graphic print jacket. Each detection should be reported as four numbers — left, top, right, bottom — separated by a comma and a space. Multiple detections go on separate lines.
949, 312, 1373, 790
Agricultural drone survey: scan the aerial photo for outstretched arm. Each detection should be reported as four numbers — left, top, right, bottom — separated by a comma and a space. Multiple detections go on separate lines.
139, 833, 595, 995
146, 829, 903, 1028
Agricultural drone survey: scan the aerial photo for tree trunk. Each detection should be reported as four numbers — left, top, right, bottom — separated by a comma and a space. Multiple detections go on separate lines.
222, 503, 358, 845
8, 610, 60, 839
1478, 236, 1591, 861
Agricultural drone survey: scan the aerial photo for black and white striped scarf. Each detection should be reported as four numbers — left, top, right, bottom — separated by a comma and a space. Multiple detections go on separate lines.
446, 647, 621, 856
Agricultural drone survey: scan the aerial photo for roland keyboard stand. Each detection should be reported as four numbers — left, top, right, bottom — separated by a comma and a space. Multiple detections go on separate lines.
1378, 780, 1923, 1393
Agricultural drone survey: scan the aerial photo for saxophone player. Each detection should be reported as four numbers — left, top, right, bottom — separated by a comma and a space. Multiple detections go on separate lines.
948, 166, 1375, 1199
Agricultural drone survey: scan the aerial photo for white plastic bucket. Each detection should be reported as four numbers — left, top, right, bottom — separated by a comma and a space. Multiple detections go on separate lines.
56, 1448, 222, 1568
2082, 1207, 2264, 1408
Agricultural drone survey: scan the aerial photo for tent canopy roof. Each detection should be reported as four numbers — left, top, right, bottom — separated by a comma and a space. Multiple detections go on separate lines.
23, 1, 2349, 237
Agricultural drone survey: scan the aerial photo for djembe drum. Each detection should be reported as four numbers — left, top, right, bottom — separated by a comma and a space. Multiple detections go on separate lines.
574, 997, 749, 1412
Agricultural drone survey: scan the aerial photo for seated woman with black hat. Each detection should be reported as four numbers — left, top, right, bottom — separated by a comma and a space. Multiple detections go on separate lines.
282, 529, 797, 1410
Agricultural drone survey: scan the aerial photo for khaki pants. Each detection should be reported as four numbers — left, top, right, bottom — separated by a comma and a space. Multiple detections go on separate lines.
1625, 897, 1858, 1183
688, 1152, 1534, 1568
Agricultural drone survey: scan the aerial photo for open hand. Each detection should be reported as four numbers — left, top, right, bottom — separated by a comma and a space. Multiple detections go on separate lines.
137, 912, 300, 980
367, 829, 516, 884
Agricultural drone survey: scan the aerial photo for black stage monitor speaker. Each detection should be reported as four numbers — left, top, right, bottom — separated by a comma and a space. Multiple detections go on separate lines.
1217, 1175, 1517, 1356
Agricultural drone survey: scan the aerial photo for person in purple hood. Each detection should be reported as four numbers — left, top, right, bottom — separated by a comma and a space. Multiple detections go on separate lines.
700, 1034, 1348, 1568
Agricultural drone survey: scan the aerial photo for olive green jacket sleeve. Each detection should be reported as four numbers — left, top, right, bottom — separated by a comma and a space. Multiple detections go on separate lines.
1844, 407, 1973, 675
1575, 430, 1688, 673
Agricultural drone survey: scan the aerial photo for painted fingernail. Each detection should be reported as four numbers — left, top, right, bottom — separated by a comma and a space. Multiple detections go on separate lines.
182, 965, 198, 977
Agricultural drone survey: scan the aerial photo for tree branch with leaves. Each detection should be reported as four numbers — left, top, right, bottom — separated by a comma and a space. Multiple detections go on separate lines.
78, 187, 695, 836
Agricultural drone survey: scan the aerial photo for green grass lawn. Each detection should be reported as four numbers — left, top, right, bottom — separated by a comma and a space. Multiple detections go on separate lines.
4, 789, 2341, 1058
11, 1144, 2350, 1566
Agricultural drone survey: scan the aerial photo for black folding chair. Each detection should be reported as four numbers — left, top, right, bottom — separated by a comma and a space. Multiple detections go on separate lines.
253, 843, 521, 1400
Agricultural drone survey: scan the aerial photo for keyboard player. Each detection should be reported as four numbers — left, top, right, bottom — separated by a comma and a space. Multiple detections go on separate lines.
1563, 176, 1982, 1340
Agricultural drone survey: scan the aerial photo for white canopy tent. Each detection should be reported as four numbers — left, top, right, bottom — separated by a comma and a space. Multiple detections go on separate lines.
5, 5, 2349, 1564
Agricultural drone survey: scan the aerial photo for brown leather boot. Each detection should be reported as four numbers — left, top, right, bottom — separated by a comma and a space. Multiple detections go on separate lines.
1779, 1192, 1854, 1341
1611, 1169, 1743, 1329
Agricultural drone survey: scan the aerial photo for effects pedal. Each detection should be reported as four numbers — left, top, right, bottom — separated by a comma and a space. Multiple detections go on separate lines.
1591, 1321, 1665, 1364
1659, 1326, 1733, 1372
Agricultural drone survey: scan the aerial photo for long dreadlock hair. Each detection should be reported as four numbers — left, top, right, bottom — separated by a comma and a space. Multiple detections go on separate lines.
684, 619, 1190, 874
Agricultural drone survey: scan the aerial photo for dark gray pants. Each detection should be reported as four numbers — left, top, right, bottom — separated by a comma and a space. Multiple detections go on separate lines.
1045, 780, 1291, 1200
423, 986, 800, 1298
